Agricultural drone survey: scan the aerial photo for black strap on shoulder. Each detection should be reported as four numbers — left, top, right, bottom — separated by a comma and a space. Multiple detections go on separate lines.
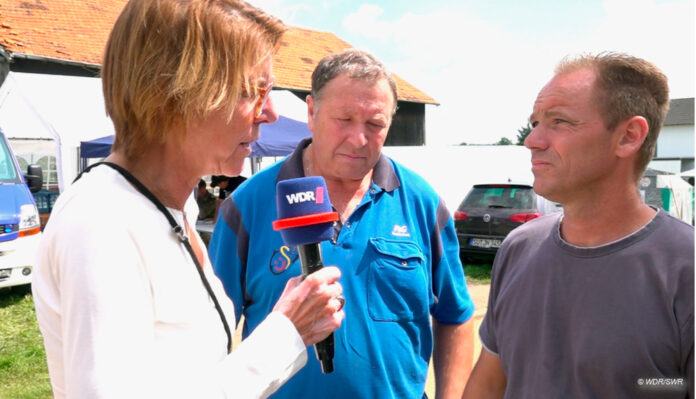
75, 162, 233, 354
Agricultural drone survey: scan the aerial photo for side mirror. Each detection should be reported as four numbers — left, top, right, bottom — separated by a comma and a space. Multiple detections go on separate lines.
25, 164, 43, 193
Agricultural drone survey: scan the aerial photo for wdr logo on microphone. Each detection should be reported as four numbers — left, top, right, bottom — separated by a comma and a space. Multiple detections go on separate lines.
285, 187, 325, 204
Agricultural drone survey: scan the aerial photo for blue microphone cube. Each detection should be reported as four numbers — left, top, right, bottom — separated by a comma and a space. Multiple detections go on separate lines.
274, 177, 337, 246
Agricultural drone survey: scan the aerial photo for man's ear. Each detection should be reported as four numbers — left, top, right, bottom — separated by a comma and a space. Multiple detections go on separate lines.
306, 95, 315, 133
615, 116, 649, 159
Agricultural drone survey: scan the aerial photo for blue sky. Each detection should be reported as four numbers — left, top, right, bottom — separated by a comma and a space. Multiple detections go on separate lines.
251, 0, 695, 145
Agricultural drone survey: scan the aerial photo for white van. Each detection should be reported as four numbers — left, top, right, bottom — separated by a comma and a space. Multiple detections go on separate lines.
0, 127, 43, 288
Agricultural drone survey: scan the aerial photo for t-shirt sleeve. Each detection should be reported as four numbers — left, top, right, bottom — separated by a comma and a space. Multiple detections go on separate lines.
209, 198, 248, 323
430, 199, 475, 324
478, 242, 508, 355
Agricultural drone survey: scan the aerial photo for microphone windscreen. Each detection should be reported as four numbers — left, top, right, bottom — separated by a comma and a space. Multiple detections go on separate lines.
275, 177, 336, 246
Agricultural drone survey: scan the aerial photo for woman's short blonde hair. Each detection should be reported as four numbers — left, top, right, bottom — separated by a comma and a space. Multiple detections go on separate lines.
102, 0, 285, 158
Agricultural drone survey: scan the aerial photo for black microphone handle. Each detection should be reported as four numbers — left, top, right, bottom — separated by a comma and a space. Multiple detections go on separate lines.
297, 243, 335, 374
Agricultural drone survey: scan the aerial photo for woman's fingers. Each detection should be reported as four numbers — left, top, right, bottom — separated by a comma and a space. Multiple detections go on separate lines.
273, 266, 345, 346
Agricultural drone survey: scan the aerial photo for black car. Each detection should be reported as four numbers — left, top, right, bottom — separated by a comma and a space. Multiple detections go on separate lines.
454, 184, 561, 262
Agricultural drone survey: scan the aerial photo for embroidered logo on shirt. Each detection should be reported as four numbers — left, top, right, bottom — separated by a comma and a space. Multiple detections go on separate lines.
269, 245, 298, 275
391, 225, 410, 237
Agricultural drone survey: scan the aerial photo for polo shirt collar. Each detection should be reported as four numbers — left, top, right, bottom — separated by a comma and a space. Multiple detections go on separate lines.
372, 151, 400, 192
277, 137, 400, 193
276, 137, 309, 181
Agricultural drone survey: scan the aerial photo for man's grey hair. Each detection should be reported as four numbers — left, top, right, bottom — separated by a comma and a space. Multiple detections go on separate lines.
310, 49, 398, 115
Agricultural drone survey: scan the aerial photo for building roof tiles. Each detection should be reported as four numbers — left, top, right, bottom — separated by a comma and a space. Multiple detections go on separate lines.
0, 0, 436, 104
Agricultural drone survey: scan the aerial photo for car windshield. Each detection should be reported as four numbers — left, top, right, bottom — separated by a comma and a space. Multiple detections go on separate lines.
461, 186, 535, 209
0, 135, 21, 184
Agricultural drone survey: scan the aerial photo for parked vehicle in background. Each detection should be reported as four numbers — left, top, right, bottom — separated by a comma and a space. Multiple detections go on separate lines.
454, 183, 561, 263
0, 127, 43, 288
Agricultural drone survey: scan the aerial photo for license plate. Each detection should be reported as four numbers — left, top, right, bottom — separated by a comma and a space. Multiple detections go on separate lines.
469, 238, 502, 248
0, 269, 11, 280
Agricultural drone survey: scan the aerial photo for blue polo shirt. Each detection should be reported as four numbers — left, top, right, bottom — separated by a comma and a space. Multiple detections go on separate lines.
210, 138, 474, 399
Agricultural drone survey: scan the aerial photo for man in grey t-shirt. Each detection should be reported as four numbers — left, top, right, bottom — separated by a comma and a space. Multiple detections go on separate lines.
463, 53, 694, 399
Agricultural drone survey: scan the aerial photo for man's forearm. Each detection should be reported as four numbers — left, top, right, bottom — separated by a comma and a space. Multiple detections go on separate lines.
462, 349, 507, 399
432, 318, 475, 399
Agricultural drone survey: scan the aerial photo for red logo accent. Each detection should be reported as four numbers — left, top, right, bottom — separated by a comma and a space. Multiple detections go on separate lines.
315, 186, 324, 204
269, 246, 298, 275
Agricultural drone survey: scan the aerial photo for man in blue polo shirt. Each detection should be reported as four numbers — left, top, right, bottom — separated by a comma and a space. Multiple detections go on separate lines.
210, 49, 475, 398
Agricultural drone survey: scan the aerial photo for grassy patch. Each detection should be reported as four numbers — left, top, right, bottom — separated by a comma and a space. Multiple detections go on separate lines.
463, 263, 492, 284
0, 285, 52, 399
0, 268, 491, 399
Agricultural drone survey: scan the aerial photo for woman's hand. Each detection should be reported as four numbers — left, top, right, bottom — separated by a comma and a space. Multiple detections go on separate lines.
272, 266, 345, 346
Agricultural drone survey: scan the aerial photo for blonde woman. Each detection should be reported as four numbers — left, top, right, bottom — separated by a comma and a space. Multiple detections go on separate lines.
32, 1, 344, 398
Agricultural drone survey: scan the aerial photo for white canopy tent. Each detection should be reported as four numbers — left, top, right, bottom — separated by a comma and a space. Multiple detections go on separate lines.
656, 174, 694, 224
0, 71, 114, 191
679, 168, 695, 178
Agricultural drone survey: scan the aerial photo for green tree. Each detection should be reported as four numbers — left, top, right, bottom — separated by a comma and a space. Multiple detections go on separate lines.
495, 137, 513, 145
516, 122, 532, 145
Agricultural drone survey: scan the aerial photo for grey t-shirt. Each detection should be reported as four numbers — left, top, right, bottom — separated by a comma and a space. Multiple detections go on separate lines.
480, 209, 694, 398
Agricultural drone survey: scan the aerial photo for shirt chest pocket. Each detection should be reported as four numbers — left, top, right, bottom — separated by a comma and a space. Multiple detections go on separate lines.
367, 238, 429, 322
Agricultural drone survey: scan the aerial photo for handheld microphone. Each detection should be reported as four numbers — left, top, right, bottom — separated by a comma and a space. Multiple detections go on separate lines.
272, 176, 339, 374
